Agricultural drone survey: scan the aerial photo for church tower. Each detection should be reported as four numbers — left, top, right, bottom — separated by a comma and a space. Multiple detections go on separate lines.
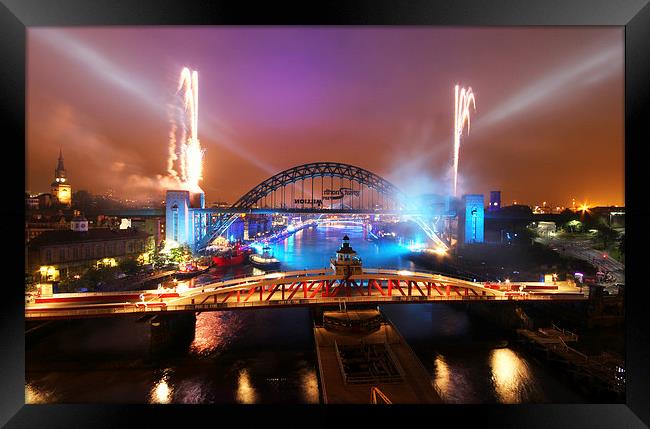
51, 149, 72, 206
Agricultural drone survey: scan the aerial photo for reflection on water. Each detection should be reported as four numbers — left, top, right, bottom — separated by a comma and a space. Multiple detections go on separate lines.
430, 346, 548, 404
26, 224, 586, 404
150, 368, 173, 404
383, 303, 583, 404
433, 354, 450, 398
431, 351, 478, 403
490, 348, 534, 404
174, 379, 209, 404
300, 367, 320, 403
236, 368, 258, 404
25, 383, 52, 404
190, 312, 242, 356
269, 225, 414, 271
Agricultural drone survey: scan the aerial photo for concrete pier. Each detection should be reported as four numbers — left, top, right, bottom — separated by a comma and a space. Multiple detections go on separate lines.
313, 307, 441, 404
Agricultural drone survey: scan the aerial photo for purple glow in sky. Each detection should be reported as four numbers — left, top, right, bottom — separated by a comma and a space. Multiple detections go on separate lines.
27, 27, 624, 207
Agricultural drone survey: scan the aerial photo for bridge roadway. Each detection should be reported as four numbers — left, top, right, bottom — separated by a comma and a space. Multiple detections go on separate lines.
93, 208, 570, 220
26, 269, 588, 321
101, 208, 456, 217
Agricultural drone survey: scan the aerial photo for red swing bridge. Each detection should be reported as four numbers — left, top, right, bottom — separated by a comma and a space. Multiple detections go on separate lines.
26, 237, 587, 321
25, 269, 588, 321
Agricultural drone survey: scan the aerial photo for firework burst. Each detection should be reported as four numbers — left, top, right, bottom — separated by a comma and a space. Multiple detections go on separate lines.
452, 84, 476, 197
167, 67, 204, 193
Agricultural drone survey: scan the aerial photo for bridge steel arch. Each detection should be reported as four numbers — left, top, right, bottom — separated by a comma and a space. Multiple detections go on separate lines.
231, 162, 407, 209
197, 162, 447, 251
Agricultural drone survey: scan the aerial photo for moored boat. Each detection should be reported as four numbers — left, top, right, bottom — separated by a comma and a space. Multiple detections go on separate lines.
175, 264, 210, 279
249, 245, 280, 269
208, 243, 250, 267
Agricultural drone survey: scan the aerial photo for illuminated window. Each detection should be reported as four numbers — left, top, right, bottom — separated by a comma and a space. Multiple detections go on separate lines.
172, 209, 179, 242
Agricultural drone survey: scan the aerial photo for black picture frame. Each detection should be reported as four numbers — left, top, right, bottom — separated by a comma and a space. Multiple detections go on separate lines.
2, 0, 649, 427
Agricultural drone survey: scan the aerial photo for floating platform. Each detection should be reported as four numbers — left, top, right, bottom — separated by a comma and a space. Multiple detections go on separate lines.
313, 309, 441, 404
516, 327, 624, 399
516, 326, 579, 346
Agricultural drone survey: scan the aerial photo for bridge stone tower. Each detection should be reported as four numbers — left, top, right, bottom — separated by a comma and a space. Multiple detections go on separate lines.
165, 190, 205, 250
459, 194, 484, 244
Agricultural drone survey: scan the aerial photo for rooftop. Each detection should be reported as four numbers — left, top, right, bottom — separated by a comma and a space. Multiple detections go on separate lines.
28, 228, 150, 247
337, 235, 357, 254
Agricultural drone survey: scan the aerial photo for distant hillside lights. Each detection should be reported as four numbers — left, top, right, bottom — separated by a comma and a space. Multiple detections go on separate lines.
532, 202, 568, 214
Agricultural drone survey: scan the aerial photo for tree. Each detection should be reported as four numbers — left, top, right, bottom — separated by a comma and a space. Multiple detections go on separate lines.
593, 221, 619, 249
619, 234, 625, 255
85, 266, 120, 285
581, 211, 603, 232
59, 266, 120, 292
496, 204, 533, 217
56, 279, 84, 294
25, 274, 37, 294
151, 252, 168, 269
168, 245, 192, 264
119, 257, 141, 275
564, 220, 582, 233
72, 190, 94, 213
558, 208, 579, 226
590, 219, 619, 248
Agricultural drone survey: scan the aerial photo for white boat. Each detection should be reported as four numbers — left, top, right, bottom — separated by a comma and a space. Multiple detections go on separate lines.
249, 245, 280, 268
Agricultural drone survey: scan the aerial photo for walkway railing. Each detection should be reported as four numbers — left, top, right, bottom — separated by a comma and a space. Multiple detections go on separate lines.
552, 323, 579, 342
25, 292, 587, 320
210, 265, 483, 285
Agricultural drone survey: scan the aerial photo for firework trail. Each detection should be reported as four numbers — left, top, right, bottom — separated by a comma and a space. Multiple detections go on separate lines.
166, 115, 179, 180
167, 67, 204, 193
452, 84, 476, 197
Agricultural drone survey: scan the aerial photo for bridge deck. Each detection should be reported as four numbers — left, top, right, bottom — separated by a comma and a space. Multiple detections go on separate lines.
25, 270, 587, 320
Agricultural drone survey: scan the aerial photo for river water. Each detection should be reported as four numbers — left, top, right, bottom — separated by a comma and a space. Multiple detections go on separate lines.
26, 225, 586, 404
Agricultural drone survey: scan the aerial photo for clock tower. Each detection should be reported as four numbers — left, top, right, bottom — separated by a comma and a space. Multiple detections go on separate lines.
51, 149, 72, 206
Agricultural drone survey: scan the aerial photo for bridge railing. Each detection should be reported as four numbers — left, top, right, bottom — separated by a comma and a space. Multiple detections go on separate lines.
362, 267, 482, 283
188, 266, 480, 293
187, 266, 487, 295
209, 267, 331, 283
189, 267, 484, 296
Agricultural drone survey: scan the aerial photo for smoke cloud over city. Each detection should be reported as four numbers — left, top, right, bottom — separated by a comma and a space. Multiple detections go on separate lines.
27, 27, 623, 207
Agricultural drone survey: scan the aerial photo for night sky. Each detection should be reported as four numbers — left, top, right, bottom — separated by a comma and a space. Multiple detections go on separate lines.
27, 27, 624, 207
